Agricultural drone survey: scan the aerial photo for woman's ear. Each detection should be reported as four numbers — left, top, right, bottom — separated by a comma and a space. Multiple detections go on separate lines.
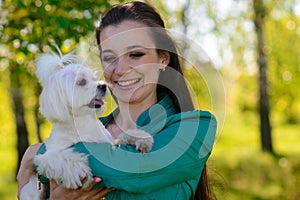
159, 51, 170, 68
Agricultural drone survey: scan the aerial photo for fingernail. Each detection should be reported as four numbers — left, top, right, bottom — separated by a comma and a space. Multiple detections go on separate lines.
80, 172, 87, 179
94, 177, 102, 183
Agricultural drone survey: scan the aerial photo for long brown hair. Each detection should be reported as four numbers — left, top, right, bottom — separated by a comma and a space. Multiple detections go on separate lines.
96, 1, 215, 199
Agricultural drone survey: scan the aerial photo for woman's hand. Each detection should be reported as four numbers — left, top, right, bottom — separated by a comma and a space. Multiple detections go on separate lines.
50, 177, 115, 200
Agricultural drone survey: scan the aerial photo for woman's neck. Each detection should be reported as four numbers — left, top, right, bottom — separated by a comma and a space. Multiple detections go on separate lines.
116, 97, 157, 130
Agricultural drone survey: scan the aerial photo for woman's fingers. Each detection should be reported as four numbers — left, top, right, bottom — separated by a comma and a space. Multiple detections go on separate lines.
99, 187, 115, 196
49, 177, 115, 200
50, 179, 59, 190
82, 177, 115, 200
89, 187, 115, 200
50, 176, 102, 192
94, 177, 102, 183
79, 172, 86, 181
82, 176, 102, 190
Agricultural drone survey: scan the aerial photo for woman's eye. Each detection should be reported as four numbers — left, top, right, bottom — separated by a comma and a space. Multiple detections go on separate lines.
77, 78, 87, 86
129, 52, 145, 58
102, 56, 116, 63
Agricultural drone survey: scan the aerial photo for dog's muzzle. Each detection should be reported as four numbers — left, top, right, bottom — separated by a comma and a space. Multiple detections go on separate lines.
88, 82, 107, 109
97, 82, 107, 96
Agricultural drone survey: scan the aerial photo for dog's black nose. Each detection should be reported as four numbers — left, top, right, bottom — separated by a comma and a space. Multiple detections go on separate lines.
97, 83, 107, 93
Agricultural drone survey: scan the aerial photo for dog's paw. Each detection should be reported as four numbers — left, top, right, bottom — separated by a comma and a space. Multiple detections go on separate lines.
56, 149, 94, 189
117, 129, 154, 153
35, 148, 94, 189
134, 137, 154, 153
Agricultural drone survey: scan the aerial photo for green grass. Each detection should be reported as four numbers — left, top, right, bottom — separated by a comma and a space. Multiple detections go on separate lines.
209, 111, 300, 200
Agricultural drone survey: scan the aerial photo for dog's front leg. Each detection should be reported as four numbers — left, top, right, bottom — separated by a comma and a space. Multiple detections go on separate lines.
117, 129, 154, 153
34, 148, 94, 189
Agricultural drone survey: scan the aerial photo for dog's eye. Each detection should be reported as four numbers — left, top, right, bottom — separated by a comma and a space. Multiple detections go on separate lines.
77, 79, 87, 86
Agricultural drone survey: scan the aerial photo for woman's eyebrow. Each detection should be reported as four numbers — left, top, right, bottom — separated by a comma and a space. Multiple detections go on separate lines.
101, 45, 151, 55
101, 49, 114, 54
127, 45, 150, 50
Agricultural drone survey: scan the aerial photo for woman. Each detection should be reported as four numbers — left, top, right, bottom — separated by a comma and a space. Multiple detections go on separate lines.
17, 1, 217, 199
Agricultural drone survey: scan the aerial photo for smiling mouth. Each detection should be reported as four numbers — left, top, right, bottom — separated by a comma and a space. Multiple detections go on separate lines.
116, 78, 140, 87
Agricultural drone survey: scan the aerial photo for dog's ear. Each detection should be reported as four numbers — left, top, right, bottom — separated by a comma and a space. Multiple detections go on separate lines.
35, 47, 80, 86
39, 71, 75, 123
35, 53, 63, 86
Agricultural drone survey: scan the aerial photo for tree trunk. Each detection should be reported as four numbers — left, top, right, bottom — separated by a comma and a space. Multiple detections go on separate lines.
180, 0, 190, 57
34, 83, 43, 143
10, 71, 29, 175
253, 0, 274, 153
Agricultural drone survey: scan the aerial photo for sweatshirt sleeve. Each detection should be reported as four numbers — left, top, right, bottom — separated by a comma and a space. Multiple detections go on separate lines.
73, 111, 217, 193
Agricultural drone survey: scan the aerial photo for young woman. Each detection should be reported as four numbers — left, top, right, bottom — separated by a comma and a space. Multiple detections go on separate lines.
17, 1, 217, 199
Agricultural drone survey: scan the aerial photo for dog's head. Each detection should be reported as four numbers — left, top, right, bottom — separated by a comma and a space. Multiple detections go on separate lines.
35, 48, 109, 123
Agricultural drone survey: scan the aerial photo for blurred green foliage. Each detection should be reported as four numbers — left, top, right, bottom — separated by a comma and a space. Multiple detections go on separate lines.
267, 14, 300, 124
0, 0, 300, 199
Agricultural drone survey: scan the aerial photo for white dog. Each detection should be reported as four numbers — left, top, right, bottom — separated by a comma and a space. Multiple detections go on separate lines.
19, 47, 153, 199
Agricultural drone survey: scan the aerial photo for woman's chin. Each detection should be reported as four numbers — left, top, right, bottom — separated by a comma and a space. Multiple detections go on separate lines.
115, 94, 139, 104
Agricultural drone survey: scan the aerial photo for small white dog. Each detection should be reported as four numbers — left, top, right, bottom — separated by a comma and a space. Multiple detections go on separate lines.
20, 47, 153, 199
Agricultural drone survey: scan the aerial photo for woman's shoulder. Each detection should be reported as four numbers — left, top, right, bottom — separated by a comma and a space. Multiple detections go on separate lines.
18, 143, 43, 170
17, 143, 43, 191
150, 110, 216, 150
21, 143, 43, 162
167, 110, 217, 125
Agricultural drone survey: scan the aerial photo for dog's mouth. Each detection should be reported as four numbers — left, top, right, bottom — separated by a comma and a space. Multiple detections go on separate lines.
88, 97, 104, 109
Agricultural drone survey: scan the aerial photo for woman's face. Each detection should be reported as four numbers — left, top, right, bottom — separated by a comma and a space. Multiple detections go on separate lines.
99, 20, 169, 105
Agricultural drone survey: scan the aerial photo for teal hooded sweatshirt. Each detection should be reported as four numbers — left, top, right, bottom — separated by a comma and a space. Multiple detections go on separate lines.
37, 93, 217, 199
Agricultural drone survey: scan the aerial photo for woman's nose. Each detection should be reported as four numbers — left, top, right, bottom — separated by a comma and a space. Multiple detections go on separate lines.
114, 56, 131, 75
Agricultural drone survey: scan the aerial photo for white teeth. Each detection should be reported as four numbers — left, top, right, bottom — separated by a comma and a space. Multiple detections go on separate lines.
117, 79, 139, 87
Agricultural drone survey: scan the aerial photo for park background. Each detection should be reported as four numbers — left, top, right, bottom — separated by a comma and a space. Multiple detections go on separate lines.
0, 0, 299, 199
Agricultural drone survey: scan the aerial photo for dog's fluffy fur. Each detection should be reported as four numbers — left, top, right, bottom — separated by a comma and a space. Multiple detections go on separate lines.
19, 48, 153, 199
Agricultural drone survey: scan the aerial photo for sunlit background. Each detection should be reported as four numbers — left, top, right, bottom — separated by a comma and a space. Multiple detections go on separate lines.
0, 0, 299, 199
